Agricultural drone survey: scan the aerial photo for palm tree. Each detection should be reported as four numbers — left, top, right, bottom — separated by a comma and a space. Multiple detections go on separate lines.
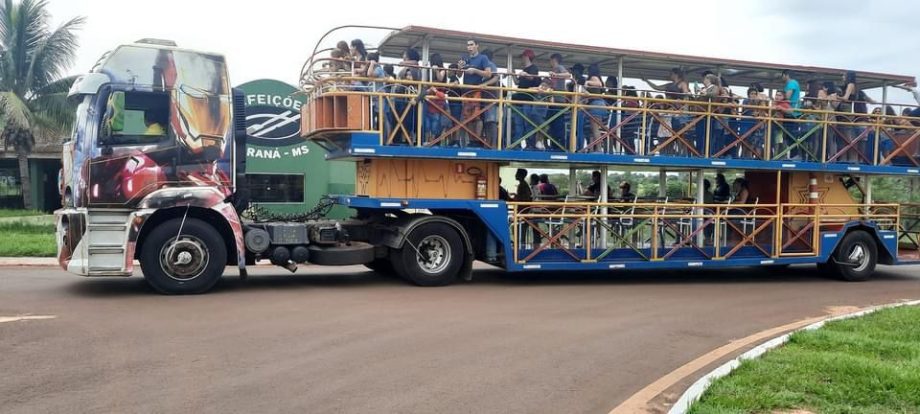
0, 0, 83, 209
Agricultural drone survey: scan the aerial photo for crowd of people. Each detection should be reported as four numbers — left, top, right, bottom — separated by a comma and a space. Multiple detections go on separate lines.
321, 38, 920, 165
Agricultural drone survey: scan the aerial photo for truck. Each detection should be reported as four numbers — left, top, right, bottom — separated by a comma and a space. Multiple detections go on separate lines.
56, 29, 920, 294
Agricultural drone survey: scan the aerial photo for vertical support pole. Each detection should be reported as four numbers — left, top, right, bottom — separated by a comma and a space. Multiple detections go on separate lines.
417, 36, 431, 147
569, 167, 577, 196
774, 170, 782, 258
617, 56, 624, 154
600, 165, 609, 249
503, 45, 515, 151
878, 84, 888, 165
696, 169, 705, 247
421, 36, 431, 81
659, 170, 667, 198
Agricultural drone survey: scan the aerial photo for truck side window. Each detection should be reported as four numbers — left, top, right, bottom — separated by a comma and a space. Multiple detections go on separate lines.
100, 91, 169, 146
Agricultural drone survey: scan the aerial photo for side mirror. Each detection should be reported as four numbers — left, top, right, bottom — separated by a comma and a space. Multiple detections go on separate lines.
105, 91, 125, 135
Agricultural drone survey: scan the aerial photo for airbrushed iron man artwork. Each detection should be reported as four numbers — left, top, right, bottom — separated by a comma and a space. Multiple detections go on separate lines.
71, 44, 235, 207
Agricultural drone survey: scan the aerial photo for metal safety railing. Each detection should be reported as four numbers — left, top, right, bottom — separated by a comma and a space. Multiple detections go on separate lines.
506, 201, 899, 264
301, 63, 920, 167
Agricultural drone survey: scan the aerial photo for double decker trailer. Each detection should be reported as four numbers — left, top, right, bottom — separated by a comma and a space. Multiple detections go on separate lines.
55, 28, 920, 294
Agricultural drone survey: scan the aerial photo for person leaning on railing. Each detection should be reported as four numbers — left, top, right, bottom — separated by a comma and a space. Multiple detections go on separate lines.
512, 49, 543, 150
892, 80, 920, 117
457, 39, 493, 148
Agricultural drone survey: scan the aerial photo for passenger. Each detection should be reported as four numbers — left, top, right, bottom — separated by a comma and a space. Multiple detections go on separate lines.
398, 47, 421, 81
568, 63, 586, 93
446, 63, 463, 146
547, 53, 571, 150
349, 39, 367, 75
703, 178, 715, 244
529, 173, 541, 197
584, 63, 608, 152
480, 49, 500, 147
584, 170, 612, 199
458, 39, 492, 148
499, 177, 511, 201
731, 178, 750, 204
329, 49, 348, 73
772, 90, 802, 160
834, 71, 867, 163
336, 41, 351, 59
893, 80, 920, 116
429, 53, 447, 84
512, 49, 543, 150
382, 64, 396, 80
538, 174, 559, 197
618, 181, 636, 201
424, 54, 449, 144
713, 173, 731, 203
515, 168, 533, 202
618, 86, 642, 154
695, 74, 721, 155
365, 52, 387, 132
702, 179, 714, 204
643, 68, 690, 96
740, 86, 766, 158
421, 83, 448, 145
799, 80, 826, 161
749, 82, 769, 101
394, 68, 421, 144
604, 75, 619, 106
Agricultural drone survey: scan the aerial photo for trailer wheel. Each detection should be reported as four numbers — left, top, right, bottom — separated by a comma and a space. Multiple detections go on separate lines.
392, 222, 464, 286
140, 218, 227, 294
827, 230, 877, 282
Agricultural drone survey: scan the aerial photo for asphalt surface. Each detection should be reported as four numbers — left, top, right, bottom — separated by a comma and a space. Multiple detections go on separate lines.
1, 264, 919, 414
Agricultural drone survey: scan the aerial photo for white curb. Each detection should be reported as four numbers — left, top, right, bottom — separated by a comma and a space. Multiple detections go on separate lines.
668, 299, 920, 414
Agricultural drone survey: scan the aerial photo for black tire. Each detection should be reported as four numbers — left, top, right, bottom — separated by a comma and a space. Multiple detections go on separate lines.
827, 230, 878, 282
307, 242, 375, 266
391, 222, 464, 287
139, 218, 227, 294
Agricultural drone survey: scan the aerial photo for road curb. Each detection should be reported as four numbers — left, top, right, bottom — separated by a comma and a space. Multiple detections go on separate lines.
0, 257, 58, 266
667, 299, 920, 414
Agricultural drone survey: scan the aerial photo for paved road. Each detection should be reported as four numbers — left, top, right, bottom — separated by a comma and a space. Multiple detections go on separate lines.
1, 264, 919, 414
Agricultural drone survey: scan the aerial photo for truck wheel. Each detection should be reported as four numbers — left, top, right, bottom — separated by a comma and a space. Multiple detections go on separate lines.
392, 222, 464, 286
140, 218, 227, 294
828, 230, 877, 282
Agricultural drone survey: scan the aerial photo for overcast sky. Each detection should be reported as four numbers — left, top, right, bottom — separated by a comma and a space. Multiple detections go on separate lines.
47, 0, 920, 103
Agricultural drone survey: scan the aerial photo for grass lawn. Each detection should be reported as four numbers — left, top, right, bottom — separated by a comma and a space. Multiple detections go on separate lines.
690, 305, 920, 414
0, 222, 56, 257
0, 209, 46, 218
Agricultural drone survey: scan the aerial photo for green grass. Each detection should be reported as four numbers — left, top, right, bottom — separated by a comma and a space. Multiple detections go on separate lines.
689, 305, 920, 414
0, 208, 46, 218
0, 222, 56, 257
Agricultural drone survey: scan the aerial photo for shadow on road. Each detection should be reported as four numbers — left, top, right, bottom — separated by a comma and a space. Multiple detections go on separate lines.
63, 264, 920, 297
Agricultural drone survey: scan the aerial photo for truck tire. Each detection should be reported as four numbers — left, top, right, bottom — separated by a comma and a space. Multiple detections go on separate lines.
392, 222, 464, 286
140, 218, 227, 294
827, 230, 877, 282
307, 242, 375, 266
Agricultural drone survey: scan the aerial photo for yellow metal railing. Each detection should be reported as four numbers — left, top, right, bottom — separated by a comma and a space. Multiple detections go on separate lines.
506, 201, 899, 264
302, 65, 920, 167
